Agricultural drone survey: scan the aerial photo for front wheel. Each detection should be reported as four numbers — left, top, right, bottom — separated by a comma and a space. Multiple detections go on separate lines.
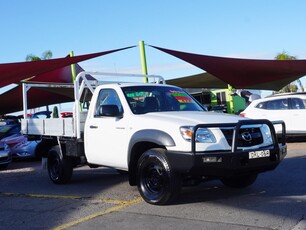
221, 173, 258, 188
137, 148, 181, 205
47, 145, 73, 184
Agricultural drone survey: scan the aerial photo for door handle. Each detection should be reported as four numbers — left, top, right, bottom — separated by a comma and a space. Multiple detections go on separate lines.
89, 125, 98, 129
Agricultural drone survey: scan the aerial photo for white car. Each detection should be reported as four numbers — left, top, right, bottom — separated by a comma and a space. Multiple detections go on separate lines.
240, 93, 306, 136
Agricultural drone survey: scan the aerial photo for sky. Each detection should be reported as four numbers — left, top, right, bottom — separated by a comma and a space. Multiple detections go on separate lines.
1, 0, 306, 97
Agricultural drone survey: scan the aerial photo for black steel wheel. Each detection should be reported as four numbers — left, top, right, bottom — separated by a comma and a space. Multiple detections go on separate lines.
221, 173, 258, 188
47, 145, 73, 184
137, 148, 181, 205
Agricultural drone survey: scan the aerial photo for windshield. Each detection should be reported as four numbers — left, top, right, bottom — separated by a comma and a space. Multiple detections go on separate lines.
122, 85, 205, 114
0, 124, 21, 139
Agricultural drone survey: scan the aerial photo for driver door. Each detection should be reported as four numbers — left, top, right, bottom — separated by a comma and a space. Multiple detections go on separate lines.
85, 88, 128, 169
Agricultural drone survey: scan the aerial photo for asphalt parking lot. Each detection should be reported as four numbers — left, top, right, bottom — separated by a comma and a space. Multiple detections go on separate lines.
1, 141, 306, 230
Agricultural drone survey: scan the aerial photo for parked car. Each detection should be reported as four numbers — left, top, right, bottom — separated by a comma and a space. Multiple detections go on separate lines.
0, 121, 20, 169
0, 122, 21, 140
1, 133, 41, 159
210, 105, 227, 113
60, 112, 73, 118
0, 142, 12, 170
240, 92, 306, 136
30, 111, 52, 119
0, 118, 19, 126
0, 117, 42, 160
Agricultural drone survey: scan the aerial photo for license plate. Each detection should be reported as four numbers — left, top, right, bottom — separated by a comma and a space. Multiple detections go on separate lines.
249, 150, 270, 159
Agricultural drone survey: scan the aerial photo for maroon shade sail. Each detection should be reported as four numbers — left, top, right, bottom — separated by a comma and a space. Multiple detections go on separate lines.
0, 46, 136, 114
166, 72, 228, 89
0, 46, 135, 88
0, 86, 74, 115
31, 60, 88, 83
0, 63, 86, 114
150, 45, 306, 91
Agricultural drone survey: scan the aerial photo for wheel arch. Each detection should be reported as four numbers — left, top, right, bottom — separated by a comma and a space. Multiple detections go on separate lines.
127, 130, 175, 186
36, 138, 58, 158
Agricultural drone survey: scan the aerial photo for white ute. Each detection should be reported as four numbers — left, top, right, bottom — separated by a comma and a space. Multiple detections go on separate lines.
21, 72, 287, 205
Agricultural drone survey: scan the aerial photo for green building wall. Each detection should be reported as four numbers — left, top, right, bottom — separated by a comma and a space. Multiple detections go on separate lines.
210, 89, 247, 114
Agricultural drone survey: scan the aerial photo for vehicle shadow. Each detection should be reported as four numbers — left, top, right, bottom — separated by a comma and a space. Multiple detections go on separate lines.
286, 136, 306, 142
1, 147, 305, 230
174, 153, 306, 206
1, 162, 137, 200
3, 143, 306, 205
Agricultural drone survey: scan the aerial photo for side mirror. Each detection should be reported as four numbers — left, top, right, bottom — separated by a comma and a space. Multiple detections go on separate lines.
98, 105, 123, 117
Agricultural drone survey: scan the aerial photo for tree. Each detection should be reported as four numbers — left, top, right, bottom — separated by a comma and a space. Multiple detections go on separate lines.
52, 106, 59, 118
275, 51, 304, 92
275, 51, 296, 61
25, 50, 53, 61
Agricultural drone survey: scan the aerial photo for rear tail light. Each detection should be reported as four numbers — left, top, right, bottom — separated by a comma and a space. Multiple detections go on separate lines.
239, 113, 246, 117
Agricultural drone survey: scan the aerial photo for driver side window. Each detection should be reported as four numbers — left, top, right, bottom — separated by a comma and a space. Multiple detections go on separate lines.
95, 89, 123, 116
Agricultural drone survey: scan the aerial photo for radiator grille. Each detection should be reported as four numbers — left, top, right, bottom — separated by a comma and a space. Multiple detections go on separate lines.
221, 127, 263, 147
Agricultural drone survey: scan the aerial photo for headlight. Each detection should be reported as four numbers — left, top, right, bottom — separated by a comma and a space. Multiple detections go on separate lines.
180, 126, 216, 143
4, 144, 9, 151
262, 124, 273, 145
196, 128, 216, 143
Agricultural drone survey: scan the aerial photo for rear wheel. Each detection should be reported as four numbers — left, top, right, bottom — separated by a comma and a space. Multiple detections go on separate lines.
47, 145, 73, 184
137, 148, 181, 205
221, 173, 258, 188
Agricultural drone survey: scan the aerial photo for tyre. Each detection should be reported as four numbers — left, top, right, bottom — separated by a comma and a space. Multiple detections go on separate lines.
221, 173, 258, 188
47, 145, 73, 184
137, 148, 181, 205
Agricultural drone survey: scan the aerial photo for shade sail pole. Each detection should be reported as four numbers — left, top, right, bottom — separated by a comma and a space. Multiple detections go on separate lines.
70, 51, 77, 82
22, 83, 29, 119
139, 41, 148, 83
227, 84, 234, 113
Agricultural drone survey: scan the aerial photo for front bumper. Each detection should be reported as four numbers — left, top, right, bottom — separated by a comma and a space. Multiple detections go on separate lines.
167, 119, 287, 178
0, 149, 12, 165
167, 144, 287, 177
